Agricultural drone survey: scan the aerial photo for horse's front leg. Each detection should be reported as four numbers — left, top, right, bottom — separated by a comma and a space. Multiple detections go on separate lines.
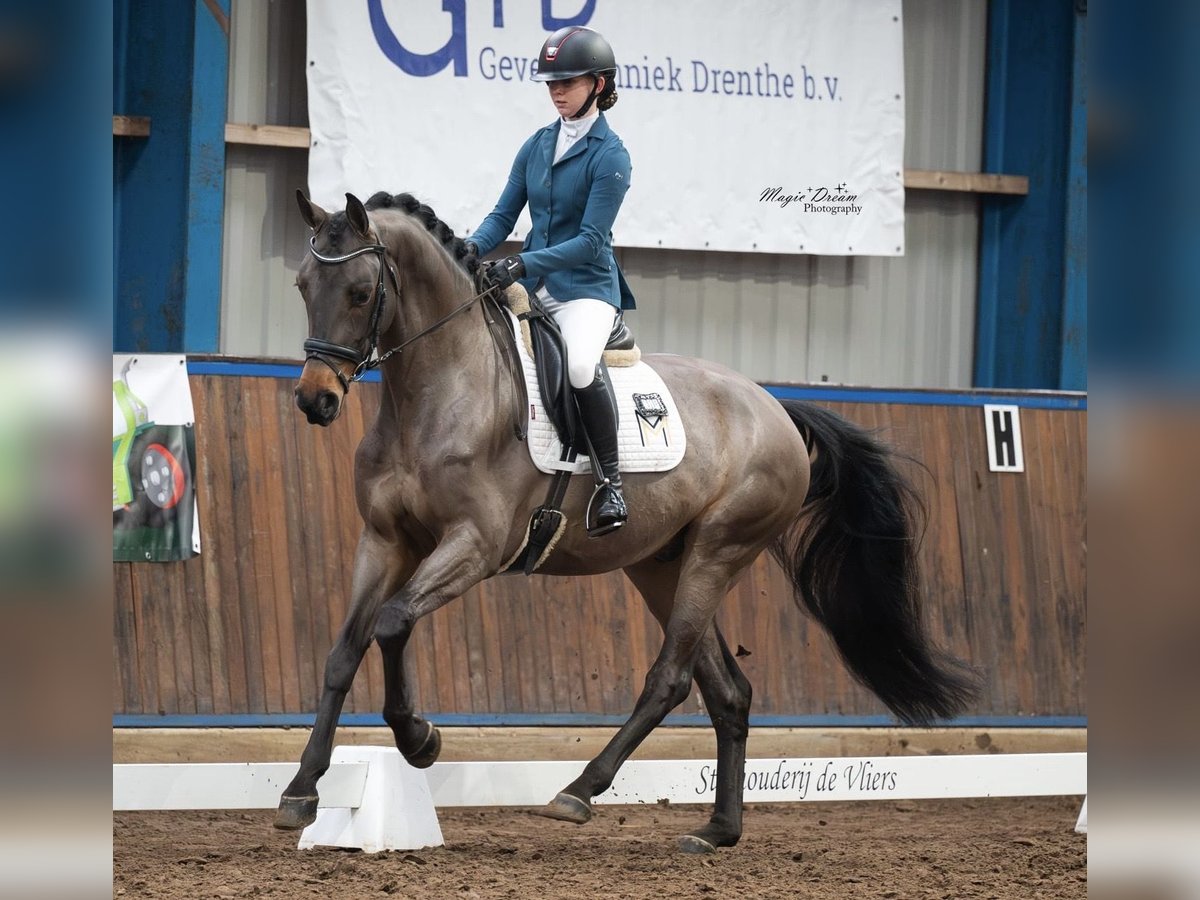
373, 525, 494, 768
274, 531, 415, 830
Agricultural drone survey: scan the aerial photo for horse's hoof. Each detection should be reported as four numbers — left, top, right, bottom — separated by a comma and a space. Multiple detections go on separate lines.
539, 792, 592, 824
274, 795, 318, 830
404, 722, 442, 769
678, 833, 718, 854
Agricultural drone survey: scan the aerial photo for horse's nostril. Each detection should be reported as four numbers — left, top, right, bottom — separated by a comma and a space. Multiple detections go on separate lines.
317, 391, 338, 417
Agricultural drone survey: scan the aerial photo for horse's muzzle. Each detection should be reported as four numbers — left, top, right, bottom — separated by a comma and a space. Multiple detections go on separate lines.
295, 385, 341, 426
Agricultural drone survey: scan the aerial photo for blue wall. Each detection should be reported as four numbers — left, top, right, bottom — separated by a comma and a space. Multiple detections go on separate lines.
0, 1, 111, 331
113, 0, 229, 353
976, 0, 1086, 390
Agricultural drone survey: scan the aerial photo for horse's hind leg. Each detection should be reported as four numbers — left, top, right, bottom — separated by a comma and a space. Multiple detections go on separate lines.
682, 628, 752, 851
274, 533, 413, 830
543, 551, 750, 851
618, 560, 752, 851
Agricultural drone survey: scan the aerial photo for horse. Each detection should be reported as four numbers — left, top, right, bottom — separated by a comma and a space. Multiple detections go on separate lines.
275, 189, 980, 853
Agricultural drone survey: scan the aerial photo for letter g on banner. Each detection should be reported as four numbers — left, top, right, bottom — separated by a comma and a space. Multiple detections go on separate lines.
369, 0, 467, 77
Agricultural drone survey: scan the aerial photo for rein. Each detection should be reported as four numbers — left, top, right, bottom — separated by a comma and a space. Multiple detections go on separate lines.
303, 234, 495, 393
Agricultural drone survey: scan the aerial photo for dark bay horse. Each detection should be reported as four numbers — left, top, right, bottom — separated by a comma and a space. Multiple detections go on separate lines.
276, 190, 979, 853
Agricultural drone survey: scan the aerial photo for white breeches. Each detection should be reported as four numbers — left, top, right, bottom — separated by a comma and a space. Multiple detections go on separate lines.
536, 291, 618, 389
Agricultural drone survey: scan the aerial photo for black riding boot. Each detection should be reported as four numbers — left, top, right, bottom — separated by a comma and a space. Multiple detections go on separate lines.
573, 372, 628, 537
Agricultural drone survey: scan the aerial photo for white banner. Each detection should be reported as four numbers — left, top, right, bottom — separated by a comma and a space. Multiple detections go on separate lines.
307, 0, 905, 256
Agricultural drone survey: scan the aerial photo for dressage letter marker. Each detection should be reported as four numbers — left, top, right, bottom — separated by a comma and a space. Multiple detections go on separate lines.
983, 404, 1024, 473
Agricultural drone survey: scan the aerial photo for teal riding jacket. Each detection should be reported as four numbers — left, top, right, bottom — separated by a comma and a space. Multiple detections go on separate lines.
471, 113, 636, 310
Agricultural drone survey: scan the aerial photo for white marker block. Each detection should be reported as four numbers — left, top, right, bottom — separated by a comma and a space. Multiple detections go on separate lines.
298, 746, 443, 854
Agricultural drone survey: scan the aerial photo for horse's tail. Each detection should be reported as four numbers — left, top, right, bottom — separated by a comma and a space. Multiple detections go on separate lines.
771, 400, 981, 725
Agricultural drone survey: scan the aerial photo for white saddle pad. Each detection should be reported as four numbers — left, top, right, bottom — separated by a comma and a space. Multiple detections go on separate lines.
507, 309, 686, 476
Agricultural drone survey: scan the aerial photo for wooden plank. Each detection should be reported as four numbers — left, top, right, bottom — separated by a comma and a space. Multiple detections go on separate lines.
1019, 411, 1056, 713
904, 169, 1029, 195
164, 560, 198, 715
441, 595, 472, 714
275, 379, 318, 712
227, 379, 268, 713
494, 579, 525, 715
182, 557, 215, 714
197, 375, 246, 713
224, 122, 310, 148
509, 575, 539, 714
113, 564, 141, 713
515, 579, 547, 714
997, 420, 1036, 712
460, 592, 491, 712
244, 378, 287, 714
955, 404, 1018, 714
256, 378, 302, 712
290, 386, 334, 711
427, 595, 460, 714
1058, 411, 1087, 713
113, 115, 150, 137
135, 562, 178, 716
540, 574, 575, 713
114, 725, 1088, 765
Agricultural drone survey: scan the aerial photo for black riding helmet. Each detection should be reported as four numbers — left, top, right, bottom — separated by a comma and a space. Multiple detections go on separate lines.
532, 26, 617, 118
532, 26, 616, 81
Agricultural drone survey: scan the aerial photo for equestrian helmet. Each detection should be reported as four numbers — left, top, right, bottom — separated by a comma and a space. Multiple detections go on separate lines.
531, 27, 616, 82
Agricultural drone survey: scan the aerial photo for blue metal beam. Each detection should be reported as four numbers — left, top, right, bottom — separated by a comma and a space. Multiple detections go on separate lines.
184, 360, 1087, 409
183, 0, 230, 352
976, 0, 1076, 389
113, 0, 229, 353
1059, 5, 1087, 390
114, 0, 191, 351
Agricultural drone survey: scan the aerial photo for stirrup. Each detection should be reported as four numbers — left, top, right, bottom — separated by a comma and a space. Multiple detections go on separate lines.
585, 479, 626, 537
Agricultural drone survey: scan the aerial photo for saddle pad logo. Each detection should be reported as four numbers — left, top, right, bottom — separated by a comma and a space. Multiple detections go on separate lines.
633, 392, 670, 447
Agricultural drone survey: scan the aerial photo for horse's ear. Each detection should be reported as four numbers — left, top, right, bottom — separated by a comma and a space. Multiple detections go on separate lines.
345, 193, 371, 239
296, 190, 329, 232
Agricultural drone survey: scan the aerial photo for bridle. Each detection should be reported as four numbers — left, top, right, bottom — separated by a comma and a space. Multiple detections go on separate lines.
303, 233, 494, 394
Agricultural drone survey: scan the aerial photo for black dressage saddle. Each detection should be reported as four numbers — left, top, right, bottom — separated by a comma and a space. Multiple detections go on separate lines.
516, 295, 633, 454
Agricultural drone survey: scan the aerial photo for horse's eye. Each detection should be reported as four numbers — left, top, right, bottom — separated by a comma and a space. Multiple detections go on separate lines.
350, 288, 372, 307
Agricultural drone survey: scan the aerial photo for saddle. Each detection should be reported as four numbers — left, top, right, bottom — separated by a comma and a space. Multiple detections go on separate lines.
504, 285, 638, 455
497, 284, 641, 576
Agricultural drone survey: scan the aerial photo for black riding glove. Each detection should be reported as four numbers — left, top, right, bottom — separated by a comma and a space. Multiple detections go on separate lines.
483, 255, 525, 290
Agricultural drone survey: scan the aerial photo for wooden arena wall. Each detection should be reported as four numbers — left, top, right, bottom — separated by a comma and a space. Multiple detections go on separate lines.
112, 371, 1086, 725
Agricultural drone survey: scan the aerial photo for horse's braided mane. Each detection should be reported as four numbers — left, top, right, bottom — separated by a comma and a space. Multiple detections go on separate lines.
370, 192, 483, 279
323, 193, 482, 279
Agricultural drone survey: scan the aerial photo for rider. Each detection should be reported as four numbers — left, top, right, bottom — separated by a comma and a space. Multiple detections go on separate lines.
469, 26, 635, 537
